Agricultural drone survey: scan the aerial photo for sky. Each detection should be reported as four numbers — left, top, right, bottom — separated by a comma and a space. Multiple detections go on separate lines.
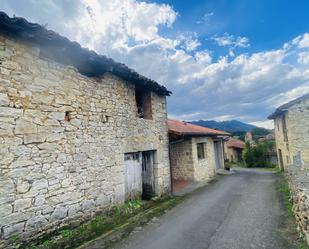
1, 0, 309, 128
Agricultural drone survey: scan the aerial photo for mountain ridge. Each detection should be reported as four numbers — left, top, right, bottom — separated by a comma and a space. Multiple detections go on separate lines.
189, 120, 257, 133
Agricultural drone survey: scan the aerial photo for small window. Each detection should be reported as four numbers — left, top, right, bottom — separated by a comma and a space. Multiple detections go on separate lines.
197, 143, 206, 159
135, 87, 152, 119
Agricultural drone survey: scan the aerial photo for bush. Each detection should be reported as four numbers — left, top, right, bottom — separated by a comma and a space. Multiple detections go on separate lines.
242, 141, 272, 168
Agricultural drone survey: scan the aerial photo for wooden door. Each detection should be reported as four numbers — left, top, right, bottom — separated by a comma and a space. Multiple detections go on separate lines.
124, 152, 142, 199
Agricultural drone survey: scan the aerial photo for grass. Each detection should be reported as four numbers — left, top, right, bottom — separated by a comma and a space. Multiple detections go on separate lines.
22, 197, 184, 249
276, 171, 294, 218
275, 172, 309, 249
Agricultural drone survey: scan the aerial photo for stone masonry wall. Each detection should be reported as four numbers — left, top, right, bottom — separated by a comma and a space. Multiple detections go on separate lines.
0, 36, 170, 247
223, 142, 238, 163
286, 99, 309, 166
274, 99, 309, 170
192, 137, 217, 182
286, 164, 309, 244
170, 138, 194, 181
170, 137, 217, 182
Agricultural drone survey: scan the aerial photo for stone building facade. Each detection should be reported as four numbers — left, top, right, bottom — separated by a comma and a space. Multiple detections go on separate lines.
168, 119, 229, 189
268, 93, 309, 170
0, 13, 171, 247
223, 139, 245, 163
269, 93, 309, 245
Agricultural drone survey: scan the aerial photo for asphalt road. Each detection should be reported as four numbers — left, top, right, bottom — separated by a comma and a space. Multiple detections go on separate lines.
113, 168, 294, 249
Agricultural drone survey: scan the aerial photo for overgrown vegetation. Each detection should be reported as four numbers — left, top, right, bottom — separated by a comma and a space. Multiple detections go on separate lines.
242, 141, 276, 168
276, 172, 309, 249
276, 172, 294, 218
23, 197, 183, 249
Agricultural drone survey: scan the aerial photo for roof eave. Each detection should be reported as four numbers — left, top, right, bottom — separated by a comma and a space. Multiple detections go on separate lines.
0, 11, 171, 96
168, 130, 230, 137
267, 109, 287, 120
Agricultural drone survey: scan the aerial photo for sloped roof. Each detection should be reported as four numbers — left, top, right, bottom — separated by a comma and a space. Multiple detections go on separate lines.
0, 11, 171, 96
168, 119, 230, 136
268, 93, 309, 119
226, 139, 245, 149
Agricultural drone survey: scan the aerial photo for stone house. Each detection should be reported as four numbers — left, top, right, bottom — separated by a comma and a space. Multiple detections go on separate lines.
168, 119, 230, 191
224, 138, 245, 163
0, 12, 171, 246
268, 93, 309, 170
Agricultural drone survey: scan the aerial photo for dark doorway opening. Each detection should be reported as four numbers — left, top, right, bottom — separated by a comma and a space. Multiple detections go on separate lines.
141, 151, 154, 200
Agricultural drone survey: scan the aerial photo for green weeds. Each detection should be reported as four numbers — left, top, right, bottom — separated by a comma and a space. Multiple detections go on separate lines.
23, 197, 182, 249
276, 172, 309, 249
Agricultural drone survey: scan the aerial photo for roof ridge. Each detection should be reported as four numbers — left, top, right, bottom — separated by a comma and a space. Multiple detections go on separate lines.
0, 11, 171, 96
268, 93, 309, 119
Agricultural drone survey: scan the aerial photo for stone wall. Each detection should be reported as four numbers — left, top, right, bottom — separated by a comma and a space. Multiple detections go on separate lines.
0, 36, 170, 247
169, 137, 217, 182
274, 99, 309, 170
224, 143, 239, 163
169, 138, 194, 181
286, 164, 309, 244
191, 137, 217, 182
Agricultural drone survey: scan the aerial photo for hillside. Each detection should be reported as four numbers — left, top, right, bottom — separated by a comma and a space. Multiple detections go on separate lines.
190, 120, 257, 132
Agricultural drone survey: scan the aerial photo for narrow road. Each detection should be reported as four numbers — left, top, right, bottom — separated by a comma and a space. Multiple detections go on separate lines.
112, 168, 293, 249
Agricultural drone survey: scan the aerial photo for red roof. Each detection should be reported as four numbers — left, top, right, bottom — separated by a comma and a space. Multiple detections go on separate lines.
226, 139, 245, 149
168, 119, 230, 136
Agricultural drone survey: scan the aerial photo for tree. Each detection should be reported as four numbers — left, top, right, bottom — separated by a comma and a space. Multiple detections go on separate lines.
242, 141, 271, 168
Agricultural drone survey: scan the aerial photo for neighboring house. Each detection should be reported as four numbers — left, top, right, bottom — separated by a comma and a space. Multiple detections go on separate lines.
168, 119, 230, 191
224, 139, 245, 163
0, 12, 171, 245
268, 93, 309, 170
245, 131, 253, 142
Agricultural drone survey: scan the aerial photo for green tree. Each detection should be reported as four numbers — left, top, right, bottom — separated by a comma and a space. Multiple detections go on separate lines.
242, 141, 271, 168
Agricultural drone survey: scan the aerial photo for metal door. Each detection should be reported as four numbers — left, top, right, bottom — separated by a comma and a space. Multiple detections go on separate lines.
214, 141, 223, 170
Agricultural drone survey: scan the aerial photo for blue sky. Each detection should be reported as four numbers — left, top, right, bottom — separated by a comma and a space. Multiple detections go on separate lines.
154, 0, 309, 52
1, 0, 309, 128
151, 0, 309, 61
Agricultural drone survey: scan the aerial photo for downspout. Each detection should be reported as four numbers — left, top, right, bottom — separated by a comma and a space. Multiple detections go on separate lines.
168, 134, 185, 194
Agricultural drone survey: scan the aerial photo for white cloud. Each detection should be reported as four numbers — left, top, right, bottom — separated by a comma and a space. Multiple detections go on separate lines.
294, 33, 309, 48
1, 1, 308, 126
212, 32, 250, 48
249, 120, 274, 129
196, 11, 214, 24
178, 33, 201, 51
298, 52, 309, 64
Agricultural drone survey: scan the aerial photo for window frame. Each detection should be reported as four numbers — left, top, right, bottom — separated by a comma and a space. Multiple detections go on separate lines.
197, 142, 206, 160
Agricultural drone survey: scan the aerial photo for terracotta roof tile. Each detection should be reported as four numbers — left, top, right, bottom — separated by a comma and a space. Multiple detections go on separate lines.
226, 139, 245, 149
168, 119, 230, 136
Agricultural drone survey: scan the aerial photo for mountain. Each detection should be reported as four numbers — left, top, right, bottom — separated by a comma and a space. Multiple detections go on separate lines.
190, 120, 257, 133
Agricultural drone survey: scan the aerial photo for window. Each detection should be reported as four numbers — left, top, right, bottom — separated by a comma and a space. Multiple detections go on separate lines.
197, 143, 206, 159
135, 87, 152, 119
